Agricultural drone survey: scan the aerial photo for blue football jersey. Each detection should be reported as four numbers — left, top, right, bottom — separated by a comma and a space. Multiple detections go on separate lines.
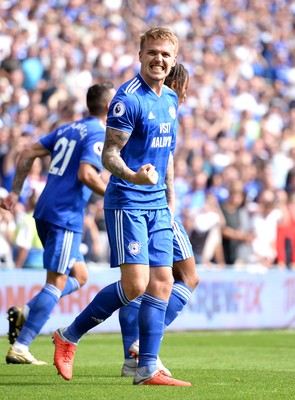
104, 74, 178, 210
34, 116, 105, 233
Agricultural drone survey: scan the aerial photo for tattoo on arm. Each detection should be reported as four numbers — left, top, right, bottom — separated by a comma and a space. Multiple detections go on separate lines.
102, 127, 134, 181
11, 143, 48, 195
165, 154, 175, 207
12, 157, 35, 195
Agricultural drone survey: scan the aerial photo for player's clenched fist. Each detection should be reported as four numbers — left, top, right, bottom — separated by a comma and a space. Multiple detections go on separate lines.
133, 164, 159, 185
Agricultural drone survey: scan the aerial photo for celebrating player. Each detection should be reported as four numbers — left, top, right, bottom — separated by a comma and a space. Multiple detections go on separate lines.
53, 27, 192, 386
1, 82, 115, 365
120, 63, 199, 377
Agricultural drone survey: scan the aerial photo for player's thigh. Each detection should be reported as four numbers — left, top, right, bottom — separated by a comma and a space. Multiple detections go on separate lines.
36, 219, 82, 274
104, 209, 150, 267
147, 208, 174, 267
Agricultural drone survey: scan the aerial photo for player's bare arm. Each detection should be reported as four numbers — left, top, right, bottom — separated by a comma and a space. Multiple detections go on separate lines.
12, 143, 49, 195
0, 142, 49, 212
102, 127, 158, 185
165, 152, 175, 220
102, 127, 131, 178
78, 162, 106, 196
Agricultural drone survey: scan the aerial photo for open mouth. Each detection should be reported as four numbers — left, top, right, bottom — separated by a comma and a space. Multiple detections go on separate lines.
151, 65, 164, 72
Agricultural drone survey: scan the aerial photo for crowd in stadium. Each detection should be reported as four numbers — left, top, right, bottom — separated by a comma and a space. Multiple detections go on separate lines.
1, 0, 295, 269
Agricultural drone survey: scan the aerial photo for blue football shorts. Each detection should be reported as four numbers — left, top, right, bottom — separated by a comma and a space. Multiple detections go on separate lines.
35, 219, 84, 274
104, 208, 174, 268
173, 219, 194, 262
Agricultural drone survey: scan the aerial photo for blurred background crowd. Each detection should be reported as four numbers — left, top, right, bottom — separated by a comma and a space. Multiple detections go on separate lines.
1, 0, 295, 270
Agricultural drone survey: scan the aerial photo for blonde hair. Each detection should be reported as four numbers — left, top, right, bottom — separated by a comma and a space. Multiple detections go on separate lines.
140, 27, 178, 54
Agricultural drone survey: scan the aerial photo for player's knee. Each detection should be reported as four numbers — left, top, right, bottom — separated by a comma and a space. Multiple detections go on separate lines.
71, 262, 89, 287
191, 271, 200, 290
123, 282, 146, 301
173, 258, 199, 290
182, 271, 199, 291
77, 273, 88, 287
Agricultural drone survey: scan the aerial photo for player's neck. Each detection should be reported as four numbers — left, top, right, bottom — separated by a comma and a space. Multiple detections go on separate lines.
147, 81, 163, 96
140, 74, 164, 96
89, 113, 107, 126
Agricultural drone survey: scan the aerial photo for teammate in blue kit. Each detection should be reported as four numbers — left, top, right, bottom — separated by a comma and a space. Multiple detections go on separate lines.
53, 27, 192, 386
0, 82, 116, 365
119, 63, 199, 378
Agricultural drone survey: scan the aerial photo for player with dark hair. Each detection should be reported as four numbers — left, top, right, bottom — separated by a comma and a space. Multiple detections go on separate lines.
164, 63, 189, 104
1, 81, 116, 365
119, 63, 199, 377
53, 27, 192, 386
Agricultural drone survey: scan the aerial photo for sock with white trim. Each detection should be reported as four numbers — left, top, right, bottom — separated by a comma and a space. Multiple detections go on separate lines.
17, 283, 61, 346
63, 281, 130, 343
164, 281, 192, 327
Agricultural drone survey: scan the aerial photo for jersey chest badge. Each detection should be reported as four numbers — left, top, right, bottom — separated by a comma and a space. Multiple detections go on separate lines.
169, 106, 176, 119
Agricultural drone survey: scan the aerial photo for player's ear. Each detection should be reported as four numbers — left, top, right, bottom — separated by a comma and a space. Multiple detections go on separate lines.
171, 80, 177, 91
172, 55, 177, 67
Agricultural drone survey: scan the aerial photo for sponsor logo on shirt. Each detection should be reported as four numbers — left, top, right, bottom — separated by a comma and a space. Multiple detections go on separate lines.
160, 122, 171, 133
151, 136, 172, 148
151, 122, 173, 148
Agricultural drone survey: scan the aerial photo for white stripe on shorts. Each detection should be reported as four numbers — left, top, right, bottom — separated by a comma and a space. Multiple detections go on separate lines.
115, 210, 125, 265
173, 221, 191, 260
57, 230, 73, 274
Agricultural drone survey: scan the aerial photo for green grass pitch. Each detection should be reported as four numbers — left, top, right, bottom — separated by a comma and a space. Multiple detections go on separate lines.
0, 330, 294, 400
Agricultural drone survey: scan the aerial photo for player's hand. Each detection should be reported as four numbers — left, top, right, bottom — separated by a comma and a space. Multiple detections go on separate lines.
0, 192, 19, 214
134, 164, 159, 185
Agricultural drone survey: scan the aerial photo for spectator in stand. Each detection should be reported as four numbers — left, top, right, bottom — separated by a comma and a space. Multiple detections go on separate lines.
285, 167, 295, 194
81, 202, 102, 264
182, 170, 209, 212
13, 189, 43, 269
1, 1, 295, 269
185, 192, 225, 268
220, 181, 255, 266
0, 187, 15, 269
173, 156, 190, 220
251, 189, 282, 268
275, 189, 295, 269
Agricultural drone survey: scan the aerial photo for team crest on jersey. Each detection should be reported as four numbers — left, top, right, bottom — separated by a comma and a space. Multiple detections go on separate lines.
113, 101, 126, 117
169, 106, 176, 119
128, 241, 141, 255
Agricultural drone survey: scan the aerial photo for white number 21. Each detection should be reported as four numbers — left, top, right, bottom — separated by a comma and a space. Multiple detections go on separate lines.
49, 137, 77, 176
